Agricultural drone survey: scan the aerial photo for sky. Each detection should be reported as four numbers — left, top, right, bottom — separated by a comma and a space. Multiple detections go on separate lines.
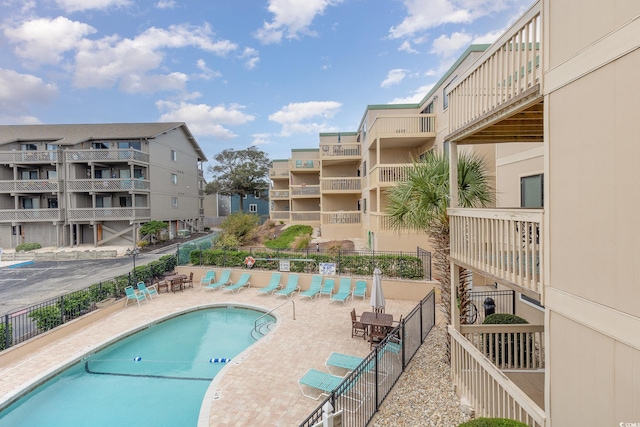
0, 0, 534, 176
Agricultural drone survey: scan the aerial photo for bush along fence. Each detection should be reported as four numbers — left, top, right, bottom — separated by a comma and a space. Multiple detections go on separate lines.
1, 255, 177, 353
181, 246, 432, 280
299, 289, 436, 427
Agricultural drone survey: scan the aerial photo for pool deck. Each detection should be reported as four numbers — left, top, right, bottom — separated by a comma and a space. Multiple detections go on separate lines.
0, 282, 420, 426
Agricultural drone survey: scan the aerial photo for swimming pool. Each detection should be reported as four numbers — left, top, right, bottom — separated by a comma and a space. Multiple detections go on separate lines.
0, 306, 274, 426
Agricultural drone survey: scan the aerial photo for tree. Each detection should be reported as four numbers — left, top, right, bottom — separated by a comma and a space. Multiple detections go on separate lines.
140, 220, 169, 243
386, 152, 493, 360
205, 147, 270, 211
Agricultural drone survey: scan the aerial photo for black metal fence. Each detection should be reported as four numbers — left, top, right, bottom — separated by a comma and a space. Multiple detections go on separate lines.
468, 289, 516, 325
298, 289, 436, 427
181, 246, 432, 281
1, 255, 177, 353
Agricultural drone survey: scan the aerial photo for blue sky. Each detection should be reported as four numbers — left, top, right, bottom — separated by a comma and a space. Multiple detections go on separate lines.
0, 0, 533, 173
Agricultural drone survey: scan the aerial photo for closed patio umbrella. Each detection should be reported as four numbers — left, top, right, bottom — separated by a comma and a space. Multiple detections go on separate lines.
370, 267, 385, 312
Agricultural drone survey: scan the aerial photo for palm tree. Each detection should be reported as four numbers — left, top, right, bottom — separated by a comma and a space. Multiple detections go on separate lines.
386, 152, 494, 359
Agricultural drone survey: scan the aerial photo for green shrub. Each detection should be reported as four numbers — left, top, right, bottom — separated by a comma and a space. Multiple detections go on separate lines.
459, 418, 528, 427
0, 322, 12, 351
483, 313, 531, 368
483, 313, 528, 325
62, 292, 90, 319
15, 242, 42, 252
291, 234, 312, 250
214, 233, 240, 249
265, 225, 313, 249
219, 212, 260, 246
29, 306, 63, 331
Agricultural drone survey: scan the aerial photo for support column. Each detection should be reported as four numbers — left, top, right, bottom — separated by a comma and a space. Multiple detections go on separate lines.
449, 141, 458, 208
451, 262, 461, 330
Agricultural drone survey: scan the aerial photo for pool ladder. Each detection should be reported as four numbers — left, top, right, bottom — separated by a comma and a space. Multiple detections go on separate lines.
251, 300, 295, 340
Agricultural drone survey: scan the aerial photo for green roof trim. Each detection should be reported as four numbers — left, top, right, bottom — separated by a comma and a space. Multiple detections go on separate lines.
271, 159, 289, 162
291, 148, 319, 152
319, 132, 358, 136
364, 103, 420, 110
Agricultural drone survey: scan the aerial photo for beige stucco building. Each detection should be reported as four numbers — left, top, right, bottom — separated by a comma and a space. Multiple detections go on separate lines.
0, 123, 207, 248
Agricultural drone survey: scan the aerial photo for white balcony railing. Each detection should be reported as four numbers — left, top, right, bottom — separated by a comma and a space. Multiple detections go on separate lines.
270, 190, 290, 199
369, 164, 411, 188
0, 151, 60, 164
67, 207, 151, 220
290, 185, 320, 197
449, 208, 543, 300
271, 212, 290, 220
65, 149, 149, 163
367, 114, 436, 143
0, 208, 65, 222
66, 179, 150, 192
269, 169, 289, 178
319, 143, 361, 158
320, 178, 361, 192
450, 326, 545, 426
290, 159, 320, 170
290, 211, 320, 222
0, 180, 60, 193
321, 211, 361, 225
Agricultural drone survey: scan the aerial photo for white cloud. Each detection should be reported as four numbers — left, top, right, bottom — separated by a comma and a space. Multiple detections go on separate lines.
389, 83, 435, 104
254, 0, 341, 44
0, 68, 58, 117
381, 68, 408, 88
195, 59, 222, 80
398, 40, 418, 54
55, 0, 131, 13
4, 16, 96, 64
156, 100, 255, 140
268, 101, 341, 136
155, 0, 176, 9
430, 31, 473, 58
240, 47, 260, 70
252, 133, 272, 145
473, 28, 507, 44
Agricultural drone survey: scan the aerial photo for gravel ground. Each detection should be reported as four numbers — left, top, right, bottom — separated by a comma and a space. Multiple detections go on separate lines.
369, 325, 470, 427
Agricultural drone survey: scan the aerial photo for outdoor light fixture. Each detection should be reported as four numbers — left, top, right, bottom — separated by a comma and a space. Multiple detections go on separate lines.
126, 247, 140, 283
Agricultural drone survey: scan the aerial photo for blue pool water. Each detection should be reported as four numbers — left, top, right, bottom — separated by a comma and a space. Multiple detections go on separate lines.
0, 306, 273, 426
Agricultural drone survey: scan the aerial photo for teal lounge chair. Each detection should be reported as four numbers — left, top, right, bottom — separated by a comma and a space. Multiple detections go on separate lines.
330, 277, 352, 304
222, 273, 251, 293
205, 269, 231, 290
137, 281, 159, 300
352, 280, 367, 300
325, 352, 363, 377
124, 286, 147, 307
299, 275, 322, 299
200, 270, 216, 286
298, 368, 344, 400
319, 278, 335, 298
275, 274, 299, 298
257, 272, 281, 295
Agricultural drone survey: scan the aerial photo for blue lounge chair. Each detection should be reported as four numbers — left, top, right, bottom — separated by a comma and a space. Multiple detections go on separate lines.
298, 368, 344, 400
137, 281, 159, 300
275, 274, 299, 298
200, 270, 216, 286
319, 278, 335, 298
325, 352, 363, 377
330, 277, 352, 304
205, 269, 231, 290
299, 275, 322, 299
257, 272, 281, 295
124, 286, 147, 307
352, 280, 367, 300
222, 273, 251, 293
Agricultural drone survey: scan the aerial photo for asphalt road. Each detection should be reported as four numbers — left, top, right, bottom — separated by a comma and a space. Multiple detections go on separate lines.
0, 249, 173, 315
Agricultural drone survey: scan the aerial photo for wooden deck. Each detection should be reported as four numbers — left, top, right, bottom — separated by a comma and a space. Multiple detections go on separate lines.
505, 371, 545, 410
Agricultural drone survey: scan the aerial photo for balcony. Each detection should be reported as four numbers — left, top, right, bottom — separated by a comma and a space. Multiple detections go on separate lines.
66, 179, 150, 192
0, 151, 60, 164
269, 168, 289, 179
321, 211, 361, 225
369, 164, 411, 188
0, 208, 65, 222
270, 211, 290, 221
319, 143, 361, 160
65, 149, 149, 163
320, 178, 361, 193
67, 207, 151, 221
289, 159, 320, 171
0, 180, 60, 193
290, 211, 320, 222
448, 208, 543, 301
290, 185, 320, 198
270, 190, 290, 199
366, 114, 435, 149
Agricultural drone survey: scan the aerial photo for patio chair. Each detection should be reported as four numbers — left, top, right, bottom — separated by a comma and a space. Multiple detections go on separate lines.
319, 278, 335, 298
298, 275, 322, 299
124, 286, 147, 307
369, 324, 388, 349
137, 281, 159, 300
222, 273, 251, 293
298, 368, 344, 400
171, 277, 184, 293
200, 270, 215, 286
184, 272, 194, 289
352, 280, 367, 300
205, 269, 231, 290
330, 277, 352, 304
275, 274, 300, 298
325, 352, 363, 377
351, 309, 367, 339
154, 276, 169, 293
257, 272, 282, 295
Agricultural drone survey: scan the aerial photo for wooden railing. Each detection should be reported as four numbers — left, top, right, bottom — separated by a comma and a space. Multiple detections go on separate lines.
319, 143, 361, 158
320, 178, 361, 192
0, 208, 65, 222
449, 208, 543, 301
369, 164, 411, 188
290, 185, 320, 196
0, 151, 60, 164
271, 212, 290, 220
367, 114, 435, 143
450, 326, 545, 426
0, 180, 60, 192
321, 211, 361, 225
448, 1, 542, 135
67, 207, 150, 220
290, 211, 320, 222
65, 149, 149, 163
66, 179, 150, 192
270, 190, 290, 199
290, 159, 320, 170
460, 324, 544, 370
269, 169, 289, 178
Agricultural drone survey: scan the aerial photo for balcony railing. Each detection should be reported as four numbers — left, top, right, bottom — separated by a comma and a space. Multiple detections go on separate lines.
0, 180, 60, 193
270, 212, 290, 220
67, 207, 151, 221
321, 211, 361, 225
0, 151, 60, 164
270, 190, 290, 199
290, 185, 320, 197
0, 208, 65, 222
290, 211, 320, 222
65, 149, 149, 163
448, 1, 542, 135
369, 164, 411, 188
320, 178, 361, 192
367, 114, 436, 142
290, 159, 319, 170
269, 169, 289, 178
449, 326, 545, 426
449, 208, 544, 300
66, 179, 150, 192
319, 143, 361, 158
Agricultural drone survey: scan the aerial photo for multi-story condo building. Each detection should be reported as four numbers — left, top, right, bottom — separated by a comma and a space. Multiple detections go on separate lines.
0, 123, 207, 248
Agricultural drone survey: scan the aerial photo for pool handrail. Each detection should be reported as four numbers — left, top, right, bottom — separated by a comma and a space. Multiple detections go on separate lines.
252, 300, 295, 338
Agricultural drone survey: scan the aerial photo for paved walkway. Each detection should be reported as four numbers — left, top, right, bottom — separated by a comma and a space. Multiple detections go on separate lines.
0, 279, 421, 426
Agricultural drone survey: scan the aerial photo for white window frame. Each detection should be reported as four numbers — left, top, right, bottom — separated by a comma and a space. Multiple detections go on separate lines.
171, 174, 178, 185
171, 197, 178, 208
171, 150, 177, 161
249, 204, 258, 213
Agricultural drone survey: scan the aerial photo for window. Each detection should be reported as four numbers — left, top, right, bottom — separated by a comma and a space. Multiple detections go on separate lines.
48, 198, 58, 209
46, 170, 57, 179
96, 196, 105, 208
171, 174, 178, 185
134, 169, 144, 178
21, 170, 38, 180
249, 204, 258, 213
243, 194, 248, 199
92, 142, 109, 149
521, 174, 544, 208
171, 197, 178, 208
363, 198, 367, 214
361, 161, 367, 177
21, 144, 37, 151
443, 76, 457, 110
22, 198, 34, 209
118, 141, 141, 150
423, 101, 434, 114
171, 150, 177, 161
